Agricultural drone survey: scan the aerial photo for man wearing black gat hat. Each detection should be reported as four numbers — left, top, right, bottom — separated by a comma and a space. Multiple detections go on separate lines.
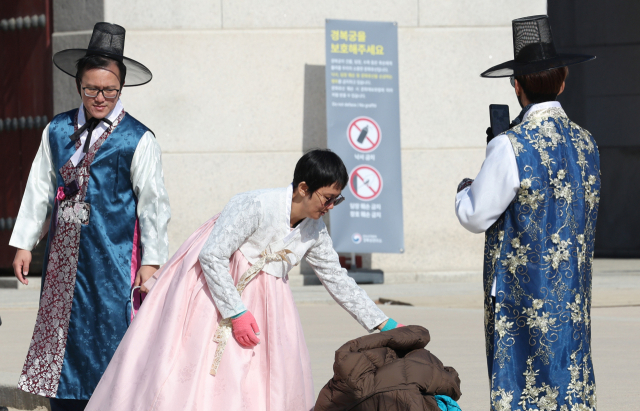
10, 22, 171, 411
455, 16, 599, 411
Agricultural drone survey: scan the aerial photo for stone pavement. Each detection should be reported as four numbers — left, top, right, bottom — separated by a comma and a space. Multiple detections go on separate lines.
1, 259, 638, 410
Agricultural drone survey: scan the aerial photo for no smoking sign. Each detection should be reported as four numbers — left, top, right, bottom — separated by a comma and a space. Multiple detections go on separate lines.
347, 117, 381, 152
349, 165, 383, 201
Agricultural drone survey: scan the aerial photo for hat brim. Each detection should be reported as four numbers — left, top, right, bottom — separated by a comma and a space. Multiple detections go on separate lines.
480, 53, 595, 78
53, 49, 152, 86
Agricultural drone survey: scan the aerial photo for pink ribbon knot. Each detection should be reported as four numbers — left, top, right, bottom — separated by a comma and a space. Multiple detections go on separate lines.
56, 186, 66, 201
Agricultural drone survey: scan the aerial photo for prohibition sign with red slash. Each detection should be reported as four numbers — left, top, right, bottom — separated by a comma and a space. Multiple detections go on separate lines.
349, 165, 383, 201
347, 117, 381, 152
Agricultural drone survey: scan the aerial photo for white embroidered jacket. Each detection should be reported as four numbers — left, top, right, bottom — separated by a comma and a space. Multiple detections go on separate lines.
198, 185, 388, 331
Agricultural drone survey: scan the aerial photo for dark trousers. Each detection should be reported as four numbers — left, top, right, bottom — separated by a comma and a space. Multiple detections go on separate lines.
49, 398, 90, 411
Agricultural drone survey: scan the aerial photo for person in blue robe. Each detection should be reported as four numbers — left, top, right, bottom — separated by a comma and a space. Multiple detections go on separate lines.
455, 15, 599, 411
10, 22, 171, 411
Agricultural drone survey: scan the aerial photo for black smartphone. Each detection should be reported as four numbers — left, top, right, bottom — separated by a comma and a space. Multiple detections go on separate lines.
489, 104, 510, 138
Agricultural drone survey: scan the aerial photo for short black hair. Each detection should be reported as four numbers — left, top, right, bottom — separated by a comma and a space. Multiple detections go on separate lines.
515, 66, 568, 104
75, 55, 127, 92
293, 149, 349, 195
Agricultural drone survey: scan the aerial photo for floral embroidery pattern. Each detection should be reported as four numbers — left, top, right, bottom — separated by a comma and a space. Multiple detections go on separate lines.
509, 134, 526, 156
543, 233, 572, 270
491, 377, 515, 411
58, 201, 91, 225
517, 179, 545, 211
502, 241, 531, 274
18, 111, 124, 397
566, 295, 583, 324
562, 345, 597, 410
517, 357, 560, 411
484, 107, 600, 411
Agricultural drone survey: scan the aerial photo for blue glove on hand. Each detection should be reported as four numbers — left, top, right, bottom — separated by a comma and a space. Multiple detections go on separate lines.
380, 318, 403, 332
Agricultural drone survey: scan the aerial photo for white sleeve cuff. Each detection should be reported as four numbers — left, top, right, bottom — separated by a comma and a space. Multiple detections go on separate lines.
455, 134, 520, 233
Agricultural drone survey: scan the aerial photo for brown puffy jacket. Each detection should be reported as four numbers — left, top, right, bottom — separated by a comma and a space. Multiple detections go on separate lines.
315, 325, 461, 411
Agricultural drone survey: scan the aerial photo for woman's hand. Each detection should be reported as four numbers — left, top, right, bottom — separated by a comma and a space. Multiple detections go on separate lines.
378, 318, 404, 332
134, 265, 159, 293
13, 249, 32, 285
231, 311, 261, 348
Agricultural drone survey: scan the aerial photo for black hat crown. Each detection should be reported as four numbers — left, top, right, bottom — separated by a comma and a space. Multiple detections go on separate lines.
481, 15, 594, 78
53, 22, 152, 86
513, 16, 557, 64
86, 22, 126, 62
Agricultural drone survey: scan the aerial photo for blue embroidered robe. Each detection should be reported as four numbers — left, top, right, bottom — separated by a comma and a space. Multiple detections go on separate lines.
20, 108, 148, 399
483, 106, 600, 411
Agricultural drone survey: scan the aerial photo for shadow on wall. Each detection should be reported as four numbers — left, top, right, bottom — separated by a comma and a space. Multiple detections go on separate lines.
300, 64, 372, 278
302, 64, 327, 152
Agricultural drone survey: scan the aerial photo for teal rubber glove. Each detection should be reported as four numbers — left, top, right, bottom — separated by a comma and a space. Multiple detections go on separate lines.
380, 318, 404, 332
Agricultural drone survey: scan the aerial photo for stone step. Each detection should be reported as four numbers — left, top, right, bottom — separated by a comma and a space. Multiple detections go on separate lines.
0, 278, 40, 291
0, 384, 49, 411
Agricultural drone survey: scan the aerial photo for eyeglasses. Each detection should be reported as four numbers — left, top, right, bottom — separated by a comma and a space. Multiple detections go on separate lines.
315, 191, 345, 208
82, 87, 120, 99
510, 76, 515, 88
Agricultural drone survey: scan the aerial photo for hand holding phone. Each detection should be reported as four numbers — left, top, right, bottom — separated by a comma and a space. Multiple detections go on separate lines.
488, 104, 510, 144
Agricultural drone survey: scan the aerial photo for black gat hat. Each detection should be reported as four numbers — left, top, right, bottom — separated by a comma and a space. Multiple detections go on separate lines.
481, 15, 595, 78
53, 22, 152, 86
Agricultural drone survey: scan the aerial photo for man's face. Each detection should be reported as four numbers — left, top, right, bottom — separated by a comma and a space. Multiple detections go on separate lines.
79, 63, 121, 120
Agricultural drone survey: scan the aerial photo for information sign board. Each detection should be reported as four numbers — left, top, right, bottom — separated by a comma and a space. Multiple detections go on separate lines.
325, 19, 404, 253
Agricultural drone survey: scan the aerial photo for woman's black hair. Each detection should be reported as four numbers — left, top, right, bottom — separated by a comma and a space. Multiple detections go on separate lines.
75, 55, 127, 92
293, 149, 349, 195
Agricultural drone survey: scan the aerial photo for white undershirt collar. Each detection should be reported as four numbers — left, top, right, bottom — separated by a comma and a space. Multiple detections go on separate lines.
71, 99, 124, 166
522, 101, 562, 123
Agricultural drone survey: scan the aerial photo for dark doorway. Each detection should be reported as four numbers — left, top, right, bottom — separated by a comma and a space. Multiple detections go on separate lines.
548, 1, 640, 257
0, 0, 53, 272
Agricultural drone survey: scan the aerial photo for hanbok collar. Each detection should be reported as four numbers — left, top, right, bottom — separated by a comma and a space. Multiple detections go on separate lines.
284, 184, 298, 237
283, 183, 312, 243
263, 185, 303, 259
285, 183, 294, 228
71, 99, 124, 166
522, 101, 562, 122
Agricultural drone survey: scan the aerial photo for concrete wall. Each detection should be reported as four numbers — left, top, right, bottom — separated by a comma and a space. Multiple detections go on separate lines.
52, 1, 547, 281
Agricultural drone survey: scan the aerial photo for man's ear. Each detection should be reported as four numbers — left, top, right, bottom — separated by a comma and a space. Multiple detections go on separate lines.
514, 79, 522, 97
557, 81, 566, 96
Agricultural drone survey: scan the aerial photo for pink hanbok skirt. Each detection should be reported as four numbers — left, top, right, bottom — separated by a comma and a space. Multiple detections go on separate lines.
85, 216, 315, 411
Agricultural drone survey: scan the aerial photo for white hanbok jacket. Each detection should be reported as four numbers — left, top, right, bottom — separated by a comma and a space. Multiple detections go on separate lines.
198, 184, 388, 331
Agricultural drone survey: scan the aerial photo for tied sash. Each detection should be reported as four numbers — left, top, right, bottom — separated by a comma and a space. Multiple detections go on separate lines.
69, 115, 113, 153
49, 180, 81, 240
210, 248, 298, 376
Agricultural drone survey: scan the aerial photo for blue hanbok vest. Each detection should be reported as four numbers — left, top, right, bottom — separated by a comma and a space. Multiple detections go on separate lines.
483, 106, 600, 411
18, 108, 148, 399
